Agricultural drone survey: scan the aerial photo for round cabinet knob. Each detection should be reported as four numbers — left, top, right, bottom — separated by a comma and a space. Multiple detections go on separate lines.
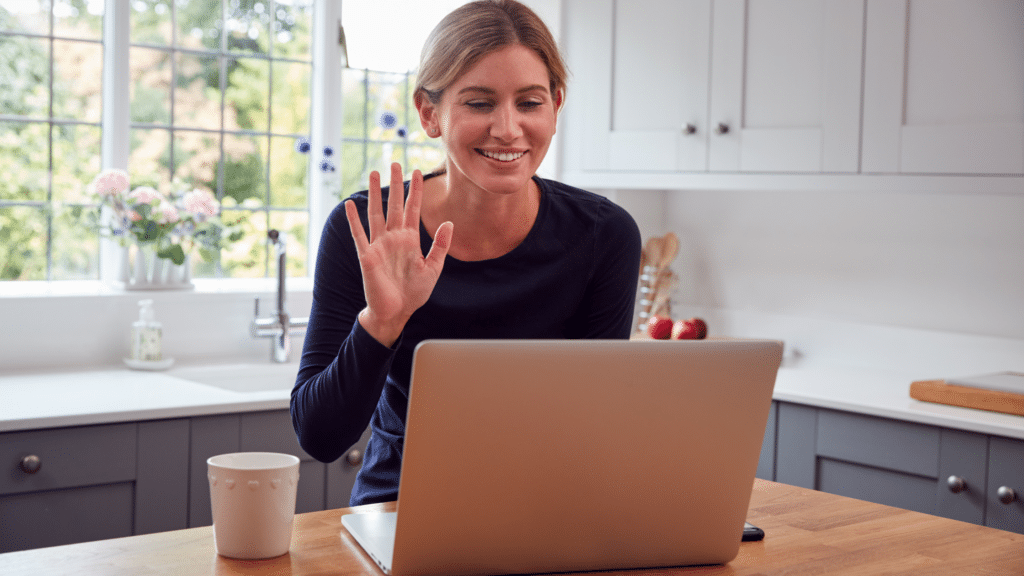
20, 455, 42, 474
682, 123, 697, 135
714, 122, 730, 135
997, 486, 1017, 505
947, 476, 966, 494
345, 449, 363, 467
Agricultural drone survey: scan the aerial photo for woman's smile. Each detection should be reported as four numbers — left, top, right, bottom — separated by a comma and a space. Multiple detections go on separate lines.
477, 148, 528, 163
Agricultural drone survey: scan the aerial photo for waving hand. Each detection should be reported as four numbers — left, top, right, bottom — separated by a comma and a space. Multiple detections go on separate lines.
344, 163, 453, 347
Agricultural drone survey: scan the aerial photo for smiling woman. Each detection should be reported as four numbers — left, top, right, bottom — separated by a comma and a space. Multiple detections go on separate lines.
291, 0, 643, 509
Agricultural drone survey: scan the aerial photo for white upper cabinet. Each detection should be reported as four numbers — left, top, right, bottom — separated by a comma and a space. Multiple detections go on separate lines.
564, 0, 864, 174
862, 0, 1024, 176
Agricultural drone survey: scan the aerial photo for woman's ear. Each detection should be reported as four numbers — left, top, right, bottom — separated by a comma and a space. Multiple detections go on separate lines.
554, 88, 565, 114
414, 90, 440, 137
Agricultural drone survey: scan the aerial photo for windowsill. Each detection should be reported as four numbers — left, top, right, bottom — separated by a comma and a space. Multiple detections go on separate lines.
0, 277, 314, 299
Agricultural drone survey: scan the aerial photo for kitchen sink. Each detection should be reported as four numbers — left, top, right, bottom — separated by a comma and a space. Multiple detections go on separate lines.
168, 362, 300, 393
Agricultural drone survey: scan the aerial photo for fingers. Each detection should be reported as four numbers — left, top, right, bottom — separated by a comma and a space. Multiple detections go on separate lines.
404, 169, 423, 230
344, 199, 370, 256
367, 170, 385, 242
353, 162, 421, 252
424, 220, 454, 268
385, 163, 404, 230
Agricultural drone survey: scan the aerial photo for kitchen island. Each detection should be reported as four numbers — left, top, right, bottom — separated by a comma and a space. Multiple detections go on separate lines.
1, 479, 1021, 575
3, 360, 1024, 553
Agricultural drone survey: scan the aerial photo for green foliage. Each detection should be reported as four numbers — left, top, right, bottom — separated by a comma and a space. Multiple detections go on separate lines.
1, 0, 318, 281
0, 30, 49, 117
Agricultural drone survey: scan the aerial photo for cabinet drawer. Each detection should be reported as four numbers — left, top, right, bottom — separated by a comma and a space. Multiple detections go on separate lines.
239, 410, 309, 459
816, 409, 939, 477
0, 482, 134, 553
0, 423, 137, 495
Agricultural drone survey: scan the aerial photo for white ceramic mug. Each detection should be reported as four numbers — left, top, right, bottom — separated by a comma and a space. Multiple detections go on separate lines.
207, 452, 301, 559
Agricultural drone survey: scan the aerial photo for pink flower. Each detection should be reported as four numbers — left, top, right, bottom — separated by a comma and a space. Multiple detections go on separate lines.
128, 210, 143, 222
183, 188, 219, 218
154, 201, 180, 224
92, 169, 130, 198
128, 186, 164, 205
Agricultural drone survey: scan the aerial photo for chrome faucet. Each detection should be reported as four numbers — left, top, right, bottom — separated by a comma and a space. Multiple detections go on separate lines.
251, 230, 309, 362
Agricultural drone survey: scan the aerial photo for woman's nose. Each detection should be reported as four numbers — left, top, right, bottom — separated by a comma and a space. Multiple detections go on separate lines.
490, 104, 523, 141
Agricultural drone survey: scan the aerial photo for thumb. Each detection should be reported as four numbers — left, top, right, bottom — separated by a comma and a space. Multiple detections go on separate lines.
424, 221, 453, 268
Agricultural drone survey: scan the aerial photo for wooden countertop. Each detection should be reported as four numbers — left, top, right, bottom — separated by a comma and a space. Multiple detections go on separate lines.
2, 480, 1022, 575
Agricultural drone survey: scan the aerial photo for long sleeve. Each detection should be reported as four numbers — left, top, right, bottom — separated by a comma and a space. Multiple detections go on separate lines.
290, 199, 393, 463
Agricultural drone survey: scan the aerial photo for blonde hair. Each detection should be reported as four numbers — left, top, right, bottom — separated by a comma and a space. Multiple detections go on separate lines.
415, 0, 567, 106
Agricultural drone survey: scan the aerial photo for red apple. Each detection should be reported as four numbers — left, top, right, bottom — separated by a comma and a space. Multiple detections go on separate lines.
688, 317, 708, 339
672, 317, 708, 340
646, 315, 673, 339
671, 319, 698, 340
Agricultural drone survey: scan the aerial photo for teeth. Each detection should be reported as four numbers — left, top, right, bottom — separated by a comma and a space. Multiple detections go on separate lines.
480, 150, 525, 162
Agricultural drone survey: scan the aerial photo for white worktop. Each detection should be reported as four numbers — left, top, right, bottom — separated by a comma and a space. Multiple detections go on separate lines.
0, 363, 292, 433
773, 366, 1024, 441
2, 361, 1023, 440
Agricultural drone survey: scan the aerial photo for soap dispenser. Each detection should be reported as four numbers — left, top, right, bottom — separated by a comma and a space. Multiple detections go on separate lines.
131, 299, 163, 362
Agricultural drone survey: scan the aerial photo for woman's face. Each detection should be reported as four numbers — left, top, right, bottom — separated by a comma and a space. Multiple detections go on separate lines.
417, 44, 561, 197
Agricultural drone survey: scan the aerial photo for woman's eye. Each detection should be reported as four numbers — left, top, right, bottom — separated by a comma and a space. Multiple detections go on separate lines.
519, 100, 543, 110
466, 101, 493, 110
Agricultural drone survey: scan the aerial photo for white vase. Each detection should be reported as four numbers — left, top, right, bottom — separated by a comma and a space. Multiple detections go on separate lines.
118, 243, 193, 291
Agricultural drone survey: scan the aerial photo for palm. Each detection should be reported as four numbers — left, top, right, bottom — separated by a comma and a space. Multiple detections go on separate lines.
345, 164, 453, 345
358, 224, 439, 318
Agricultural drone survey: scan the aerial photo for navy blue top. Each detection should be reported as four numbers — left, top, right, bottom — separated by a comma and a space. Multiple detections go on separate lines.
290, 175, 642, 505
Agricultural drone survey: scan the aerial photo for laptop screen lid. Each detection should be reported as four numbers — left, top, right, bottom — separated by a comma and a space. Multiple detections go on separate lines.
346, 338, 782, 576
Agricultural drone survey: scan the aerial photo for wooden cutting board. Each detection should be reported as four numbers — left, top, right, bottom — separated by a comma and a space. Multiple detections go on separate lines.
910, 379, 1024, 417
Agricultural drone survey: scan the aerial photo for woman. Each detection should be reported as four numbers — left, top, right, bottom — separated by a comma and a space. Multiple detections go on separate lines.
291, 0, 641, 506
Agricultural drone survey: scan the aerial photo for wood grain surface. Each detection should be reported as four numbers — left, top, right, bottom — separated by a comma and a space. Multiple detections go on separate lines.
1, 480, 1022, 575
910, 379, 1024, 417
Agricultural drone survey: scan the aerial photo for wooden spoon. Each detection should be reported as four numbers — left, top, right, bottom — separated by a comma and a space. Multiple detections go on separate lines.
657, 232, 678, 270
642, 236, 662, 273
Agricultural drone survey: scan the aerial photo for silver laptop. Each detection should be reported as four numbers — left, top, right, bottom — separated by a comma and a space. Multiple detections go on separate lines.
342, 338, 783, 576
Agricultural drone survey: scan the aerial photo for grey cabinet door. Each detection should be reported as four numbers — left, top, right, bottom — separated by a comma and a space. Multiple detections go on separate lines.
986, 437, 1024, 533
0, 423, 137, 553
135, 419, 190, 535
775, 402, 817, 488
773, 402, 983, 519
189, 414, 242, 528
814, 409, 940, 515
936, 429, 987, 525
755, 401, 777, 481
240, 410, 325, 515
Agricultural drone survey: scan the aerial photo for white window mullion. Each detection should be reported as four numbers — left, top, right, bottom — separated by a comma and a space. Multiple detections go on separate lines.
308, 0, 344, 275
99, 0, 131, 282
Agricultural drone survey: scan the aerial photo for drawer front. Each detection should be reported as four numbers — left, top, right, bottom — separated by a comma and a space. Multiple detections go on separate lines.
0, 482, 135, 553
987, 436, 1024, 534
0, 423, 137, 495
818, 458, 937, 515
816, 409, 939, 477
239, 410, 309, 459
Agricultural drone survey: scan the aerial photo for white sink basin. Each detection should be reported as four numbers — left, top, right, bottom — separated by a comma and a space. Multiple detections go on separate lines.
168, 362, 300, 393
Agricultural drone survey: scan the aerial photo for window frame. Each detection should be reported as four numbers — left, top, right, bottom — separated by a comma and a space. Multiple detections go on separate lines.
0, 0, 338, 289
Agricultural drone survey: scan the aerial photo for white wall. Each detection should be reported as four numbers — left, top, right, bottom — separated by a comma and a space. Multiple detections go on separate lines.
662, 186, 1024, 341
1, 281, 312, 373
602, 185, 1024, 374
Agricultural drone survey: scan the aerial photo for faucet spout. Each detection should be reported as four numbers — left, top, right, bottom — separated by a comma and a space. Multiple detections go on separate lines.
251, 229, 308, 362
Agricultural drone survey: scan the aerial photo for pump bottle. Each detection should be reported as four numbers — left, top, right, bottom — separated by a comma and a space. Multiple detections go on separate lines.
130, 299, 163, 362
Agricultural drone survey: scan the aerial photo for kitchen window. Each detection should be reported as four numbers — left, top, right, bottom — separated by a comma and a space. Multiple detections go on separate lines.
0, 0, 446, 284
